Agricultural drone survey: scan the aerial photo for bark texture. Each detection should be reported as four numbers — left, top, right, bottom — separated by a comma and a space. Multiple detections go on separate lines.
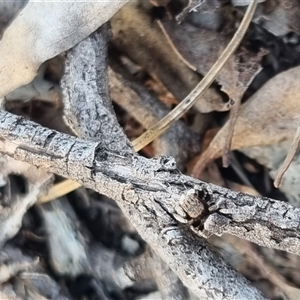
0, 110, 266, 299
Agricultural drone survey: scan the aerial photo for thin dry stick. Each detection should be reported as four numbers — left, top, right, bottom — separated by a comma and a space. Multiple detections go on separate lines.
39, 180, 81, 203
39, 1, 258, 203
274, 115, 300, 188
222, 99, 241, 167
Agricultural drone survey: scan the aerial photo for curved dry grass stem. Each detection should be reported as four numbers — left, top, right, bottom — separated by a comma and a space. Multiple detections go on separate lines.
38, 180, 81, 203
39, 0, 258, 203
132, 0, 258, 151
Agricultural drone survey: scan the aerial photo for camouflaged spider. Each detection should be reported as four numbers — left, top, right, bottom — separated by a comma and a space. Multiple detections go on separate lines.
173, 184, 211, 224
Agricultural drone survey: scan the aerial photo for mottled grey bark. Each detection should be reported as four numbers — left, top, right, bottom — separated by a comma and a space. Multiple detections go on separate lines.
0, 110, 266, 299
203, 190, 300, 256
62, 27, 190, 299
62, 25, 131, 154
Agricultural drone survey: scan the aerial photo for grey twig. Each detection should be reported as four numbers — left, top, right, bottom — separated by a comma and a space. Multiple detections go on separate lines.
174, 182, 300, 257
62, 24, 132, 154
62, 26, 190, 299
0, 110, 266, 300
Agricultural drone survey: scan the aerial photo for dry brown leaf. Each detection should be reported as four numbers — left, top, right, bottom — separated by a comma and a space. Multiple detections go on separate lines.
158, 19, 238, 101
158, 12, 266, 164
132, 0, 259, 152
240, 142, 300, 206
191, 65, 300, 177
0, 1, 26, 36
111, 2, 224, 113
253, 0, 300, 36
0, 1, 128, 98
158, 10, 266, 102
